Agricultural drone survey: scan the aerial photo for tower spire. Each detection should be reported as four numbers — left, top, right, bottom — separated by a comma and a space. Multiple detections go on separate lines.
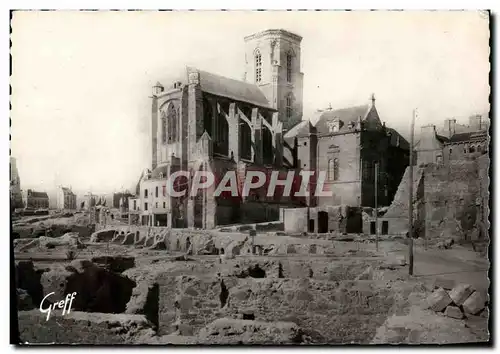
371, 93, 376, 107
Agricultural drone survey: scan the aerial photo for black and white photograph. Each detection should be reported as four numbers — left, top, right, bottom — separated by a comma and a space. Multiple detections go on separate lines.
9, 9, 492, 345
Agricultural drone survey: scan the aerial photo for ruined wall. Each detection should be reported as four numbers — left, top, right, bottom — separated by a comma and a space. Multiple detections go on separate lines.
18, 311, 153, 344
382, 159, 485, 239
478, 154, 490, 234
156, 274, 397, 343
423, 161, 479, 239
282, 208, 308, 233
380, 165, 425, 235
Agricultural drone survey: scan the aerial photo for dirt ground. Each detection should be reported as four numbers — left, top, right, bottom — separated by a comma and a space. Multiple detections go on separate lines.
13, 214, 490, 345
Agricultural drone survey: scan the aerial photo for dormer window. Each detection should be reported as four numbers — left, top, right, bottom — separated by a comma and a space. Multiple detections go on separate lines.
327, 119, 340, 133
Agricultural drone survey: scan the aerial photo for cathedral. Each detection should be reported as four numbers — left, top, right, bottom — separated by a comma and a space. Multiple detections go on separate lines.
129, 28, 410, 230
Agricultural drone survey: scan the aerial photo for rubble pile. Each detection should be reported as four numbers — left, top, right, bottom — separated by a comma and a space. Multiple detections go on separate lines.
423, 284, 488, 319
197, 318, 304, 344
14, 233, 86, 252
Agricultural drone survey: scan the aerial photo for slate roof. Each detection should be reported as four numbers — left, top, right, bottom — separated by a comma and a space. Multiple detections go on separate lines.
448, 131, 488, 143
314, 105, 370, 135
28, 191, 48, 199
188, 67, 272, 109
151, 165, 169, 179
386, 128, 410, 150
286, 105, 371, 137
436, 135, 450, 144
284, 120, 309, 139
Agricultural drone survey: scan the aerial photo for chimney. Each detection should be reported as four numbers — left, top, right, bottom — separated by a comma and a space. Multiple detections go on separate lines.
444, 118, 456, 138
421, 124, 437, 138
469, 114, 482, 131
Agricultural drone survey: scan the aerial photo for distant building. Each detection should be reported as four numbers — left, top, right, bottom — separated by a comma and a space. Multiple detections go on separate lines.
113, 191, 133, 209
10, 157, 23, 209
56, 186, 77, 210
82, 193, 97, 210
415, 114, 489, 166
22, 189, 49, 209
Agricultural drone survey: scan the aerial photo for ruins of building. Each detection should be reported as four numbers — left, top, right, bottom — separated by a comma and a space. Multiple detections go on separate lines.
82, 193, 97, 210
113, 191, 133, 209
415, 115, 490, 166
22, 189, 49, 209
365, 116, 491, 238
56, 186, 77, 210
10, 157, 23, 209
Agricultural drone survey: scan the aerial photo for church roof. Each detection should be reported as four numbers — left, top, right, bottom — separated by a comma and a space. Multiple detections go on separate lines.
284, 120, 309, 139
190, 68, 273, 109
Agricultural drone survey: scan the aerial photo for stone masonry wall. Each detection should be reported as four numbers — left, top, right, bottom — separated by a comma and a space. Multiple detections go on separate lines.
423, 161, 479, 239
156, 274, 398, 343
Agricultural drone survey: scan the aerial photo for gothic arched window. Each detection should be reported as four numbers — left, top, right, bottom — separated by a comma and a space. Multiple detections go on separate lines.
286, 94, 293, 120
286, 52, 292, 82
240, 120, 252, 160
167, 104, 177, 142
161, 110, 167, 144
255, 50, 262, 83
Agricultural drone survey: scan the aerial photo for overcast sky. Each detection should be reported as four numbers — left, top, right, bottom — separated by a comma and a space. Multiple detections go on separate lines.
10, 10, 490, 195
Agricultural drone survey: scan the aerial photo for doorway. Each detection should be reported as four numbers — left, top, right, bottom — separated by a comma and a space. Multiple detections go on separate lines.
382, 220, 389, 235
318, 211, 329, 233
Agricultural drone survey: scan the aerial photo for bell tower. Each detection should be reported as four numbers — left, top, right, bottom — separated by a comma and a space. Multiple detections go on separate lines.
244, 29, 304, 130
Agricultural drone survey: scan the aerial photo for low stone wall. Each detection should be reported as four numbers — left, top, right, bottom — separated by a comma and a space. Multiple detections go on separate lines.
17, 311, 153, 344
156, 274, 398, 343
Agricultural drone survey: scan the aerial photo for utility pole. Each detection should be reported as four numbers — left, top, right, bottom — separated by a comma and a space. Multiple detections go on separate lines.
408, 109, 416, 276
375, 162, 379, 252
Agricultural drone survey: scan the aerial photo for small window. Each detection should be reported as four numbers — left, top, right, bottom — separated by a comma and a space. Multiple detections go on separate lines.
304, 141, 307, 146
449, 148, 453, 155
144, 189, 148, 198
144, 202, 148, 211
163, 202, 166, 208
436, 155, 443, 164
469, 145, 475, 153
155, 202, 158, 208
133, 200, 136, 210
155, 186, 158, 198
